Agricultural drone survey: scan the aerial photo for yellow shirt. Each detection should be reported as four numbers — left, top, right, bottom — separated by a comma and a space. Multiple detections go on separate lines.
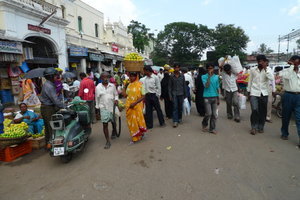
280, 65, 300, 92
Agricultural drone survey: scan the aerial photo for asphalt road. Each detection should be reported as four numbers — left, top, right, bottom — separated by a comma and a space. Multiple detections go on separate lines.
1, 100, 300, 200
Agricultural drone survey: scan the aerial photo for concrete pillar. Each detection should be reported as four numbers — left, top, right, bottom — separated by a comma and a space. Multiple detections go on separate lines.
80, 58, 87, 73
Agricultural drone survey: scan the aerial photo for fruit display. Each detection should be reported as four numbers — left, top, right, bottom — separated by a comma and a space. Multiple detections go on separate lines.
118, 100, 125, 111
31, 128, 45, 139
124, 53, 144, 61
1, 119, 29, 138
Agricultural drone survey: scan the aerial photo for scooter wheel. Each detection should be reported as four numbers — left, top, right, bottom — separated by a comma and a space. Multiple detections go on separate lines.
60, 153, 73, 163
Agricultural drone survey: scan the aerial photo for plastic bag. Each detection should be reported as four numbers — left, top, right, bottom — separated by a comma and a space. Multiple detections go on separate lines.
227, 56, 243, 74
183, 98, 191, 116
238, 93, 246, 110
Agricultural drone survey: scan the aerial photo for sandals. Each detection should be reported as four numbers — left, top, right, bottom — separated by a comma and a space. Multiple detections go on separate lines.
104, 142, 111, 149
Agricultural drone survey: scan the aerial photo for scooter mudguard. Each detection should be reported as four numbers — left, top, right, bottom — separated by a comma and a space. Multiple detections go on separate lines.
51, 121, 85, 155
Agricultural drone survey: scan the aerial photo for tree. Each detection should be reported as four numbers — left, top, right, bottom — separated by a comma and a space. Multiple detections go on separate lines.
212, 24, 249, 61
255, 43, 274, 54
152, 22, 213, 66
127, 20, 150, 53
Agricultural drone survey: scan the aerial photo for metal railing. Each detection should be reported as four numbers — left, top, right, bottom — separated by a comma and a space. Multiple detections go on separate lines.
14, 0, 59, 14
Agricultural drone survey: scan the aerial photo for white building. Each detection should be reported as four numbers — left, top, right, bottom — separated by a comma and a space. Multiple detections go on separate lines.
53, 0, 135, 74
0, 0, 69, 70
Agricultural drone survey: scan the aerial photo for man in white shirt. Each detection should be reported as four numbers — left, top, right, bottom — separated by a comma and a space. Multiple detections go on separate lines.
95, 72, 119, 149
143, 66, 165, 129
280, 55, 300, 146
221, 64, 240, 122
157, 68, 164, 82
247, 55, 274, 135
182, 68, 194, 105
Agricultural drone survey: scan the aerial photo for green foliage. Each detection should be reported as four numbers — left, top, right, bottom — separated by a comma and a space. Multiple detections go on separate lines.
254, 43, 274, 54
127, 20, 151, 53
153, 22, 213, 66
212, 24, 250, 61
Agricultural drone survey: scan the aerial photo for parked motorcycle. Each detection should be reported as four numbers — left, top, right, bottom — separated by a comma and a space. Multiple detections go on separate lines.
49, 97, 91, 163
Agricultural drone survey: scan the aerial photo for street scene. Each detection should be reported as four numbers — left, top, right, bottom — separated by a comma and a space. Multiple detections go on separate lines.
1, 0, 300, 200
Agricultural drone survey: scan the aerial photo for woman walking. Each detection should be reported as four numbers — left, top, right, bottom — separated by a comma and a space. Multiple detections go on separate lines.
161, 69, 173, 119
123, 72, 147, 143
195, 67, 206, 116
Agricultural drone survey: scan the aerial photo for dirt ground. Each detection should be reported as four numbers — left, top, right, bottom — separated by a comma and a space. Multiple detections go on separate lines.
1, 101, 300, 200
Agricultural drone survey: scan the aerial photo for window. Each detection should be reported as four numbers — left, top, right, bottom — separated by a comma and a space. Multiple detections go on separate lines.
95, 23, 99, 37
78, 16, 83, 32
61, 5, 65, 19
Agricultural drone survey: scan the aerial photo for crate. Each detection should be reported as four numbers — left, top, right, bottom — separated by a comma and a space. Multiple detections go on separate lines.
28, 136, 45, 150
123, 61, 144, 72
0, 140, 32, 162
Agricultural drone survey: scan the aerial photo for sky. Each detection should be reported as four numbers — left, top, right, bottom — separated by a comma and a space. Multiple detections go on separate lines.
82, 0, 300, 54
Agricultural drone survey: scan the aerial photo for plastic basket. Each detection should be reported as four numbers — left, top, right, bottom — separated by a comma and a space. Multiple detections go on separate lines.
0, 140, 32, 162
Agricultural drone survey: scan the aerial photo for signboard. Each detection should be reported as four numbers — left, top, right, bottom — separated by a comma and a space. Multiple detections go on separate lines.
28, 24, 51, 35
89, 53, 104, 61
112, 44, 119, 53
69, 46, 88, 57
0, 40, 23, 54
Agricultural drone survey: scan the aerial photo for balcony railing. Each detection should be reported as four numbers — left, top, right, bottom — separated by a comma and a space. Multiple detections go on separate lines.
14, 0, 59, 14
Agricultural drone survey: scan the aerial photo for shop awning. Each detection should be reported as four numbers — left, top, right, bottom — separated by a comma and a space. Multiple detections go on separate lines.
101, 51, 124, 61
0, 35, 34, 43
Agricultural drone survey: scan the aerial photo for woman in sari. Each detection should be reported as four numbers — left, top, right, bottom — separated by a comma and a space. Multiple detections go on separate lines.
22, 79, 41, 107
123, 72, 147, 143
14, 103, 44, 134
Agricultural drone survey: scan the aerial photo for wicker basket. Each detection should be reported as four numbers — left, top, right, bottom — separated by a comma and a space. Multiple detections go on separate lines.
0, 135, 28, 149
123, 61, 144, 72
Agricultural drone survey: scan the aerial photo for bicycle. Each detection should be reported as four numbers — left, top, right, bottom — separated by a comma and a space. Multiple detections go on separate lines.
272, 92, 282, 118
112, 103, 121, 137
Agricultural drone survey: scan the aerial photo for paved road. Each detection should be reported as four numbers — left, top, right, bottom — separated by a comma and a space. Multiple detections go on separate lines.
1, 100, 300, 200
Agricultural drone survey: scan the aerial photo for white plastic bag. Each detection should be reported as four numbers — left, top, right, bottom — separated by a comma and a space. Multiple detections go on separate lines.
238, 93, 247, 110
227, 56, 243, 74
183, 98, 191, 116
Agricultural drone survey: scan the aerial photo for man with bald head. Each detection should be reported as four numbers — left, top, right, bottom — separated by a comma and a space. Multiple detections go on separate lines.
95, 72, 119, 149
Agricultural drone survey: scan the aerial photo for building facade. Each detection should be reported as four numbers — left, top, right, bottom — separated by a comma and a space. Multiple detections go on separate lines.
0, 0, 68, 104
53, 0, 135, 74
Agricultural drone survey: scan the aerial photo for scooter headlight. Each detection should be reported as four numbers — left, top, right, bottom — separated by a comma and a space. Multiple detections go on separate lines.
53, 136, 64, 145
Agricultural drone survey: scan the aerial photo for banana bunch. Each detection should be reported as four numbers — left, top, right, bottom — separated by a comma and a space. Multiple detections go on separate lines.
1, 121, 29, 138
3, 119, 12, 128
124, 53, 144, 61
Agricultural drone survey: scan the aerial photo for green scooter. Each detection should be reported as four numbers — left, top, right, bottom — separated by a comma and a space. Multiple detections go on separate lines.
49, 97, 91, 163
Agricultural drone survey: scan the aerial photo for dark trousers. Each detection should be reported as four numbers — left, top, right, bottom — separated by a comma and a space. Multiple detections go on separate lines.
225, 91, 240, 119
195, 93, 205, 116
250, 95, 268, 131
202, 97, 218, 131
145, 93, 165, 128
172, 95, 184, 123
281, 92, 300, 137
163, 97, 173, 119
41, 105, 57, 144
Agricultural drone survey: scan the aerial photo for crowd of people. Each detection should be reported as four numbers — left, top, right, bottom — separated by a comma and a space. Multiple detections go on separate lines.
13, 54, 300, 150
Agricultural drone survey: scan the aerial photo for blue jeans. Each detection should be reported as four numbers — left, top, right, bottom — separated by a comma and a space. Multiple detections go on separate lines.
281, 92, 300, 137
172, 95, 184, 123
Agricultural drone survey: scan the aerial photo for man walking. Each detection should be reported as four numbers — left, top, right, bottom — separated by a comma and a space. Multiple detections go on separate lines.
202, 64, 220, 134
95, 72, 119, 149
143, 66, 165, 129
169, 64, 186, 128
78, 72, 96, 123
220, 64, 240, 122
247, 55, 274, 135
280, 55, 300, 147
40, 67, 65, 147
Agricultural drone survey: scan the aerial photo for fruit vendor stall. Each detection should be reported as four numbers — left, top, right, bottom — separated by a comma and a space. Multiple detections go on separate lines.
0, 118, 45, 162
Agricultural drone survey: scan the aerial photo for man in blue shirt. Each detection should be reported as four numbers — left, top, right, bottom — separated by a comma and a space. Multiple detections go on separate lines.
202, 63, 220, 134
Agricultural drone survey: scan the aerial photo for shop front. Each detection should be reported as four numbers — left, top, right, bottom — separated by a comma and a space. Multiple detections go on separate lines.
87, 52, 104, 74
0, 39, 24, 105
68, 46, 88, 74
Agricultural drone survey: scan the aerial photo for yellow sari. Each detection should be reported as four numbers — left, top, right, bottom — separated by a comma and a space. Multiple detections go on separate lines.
125, 80, 147, 142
